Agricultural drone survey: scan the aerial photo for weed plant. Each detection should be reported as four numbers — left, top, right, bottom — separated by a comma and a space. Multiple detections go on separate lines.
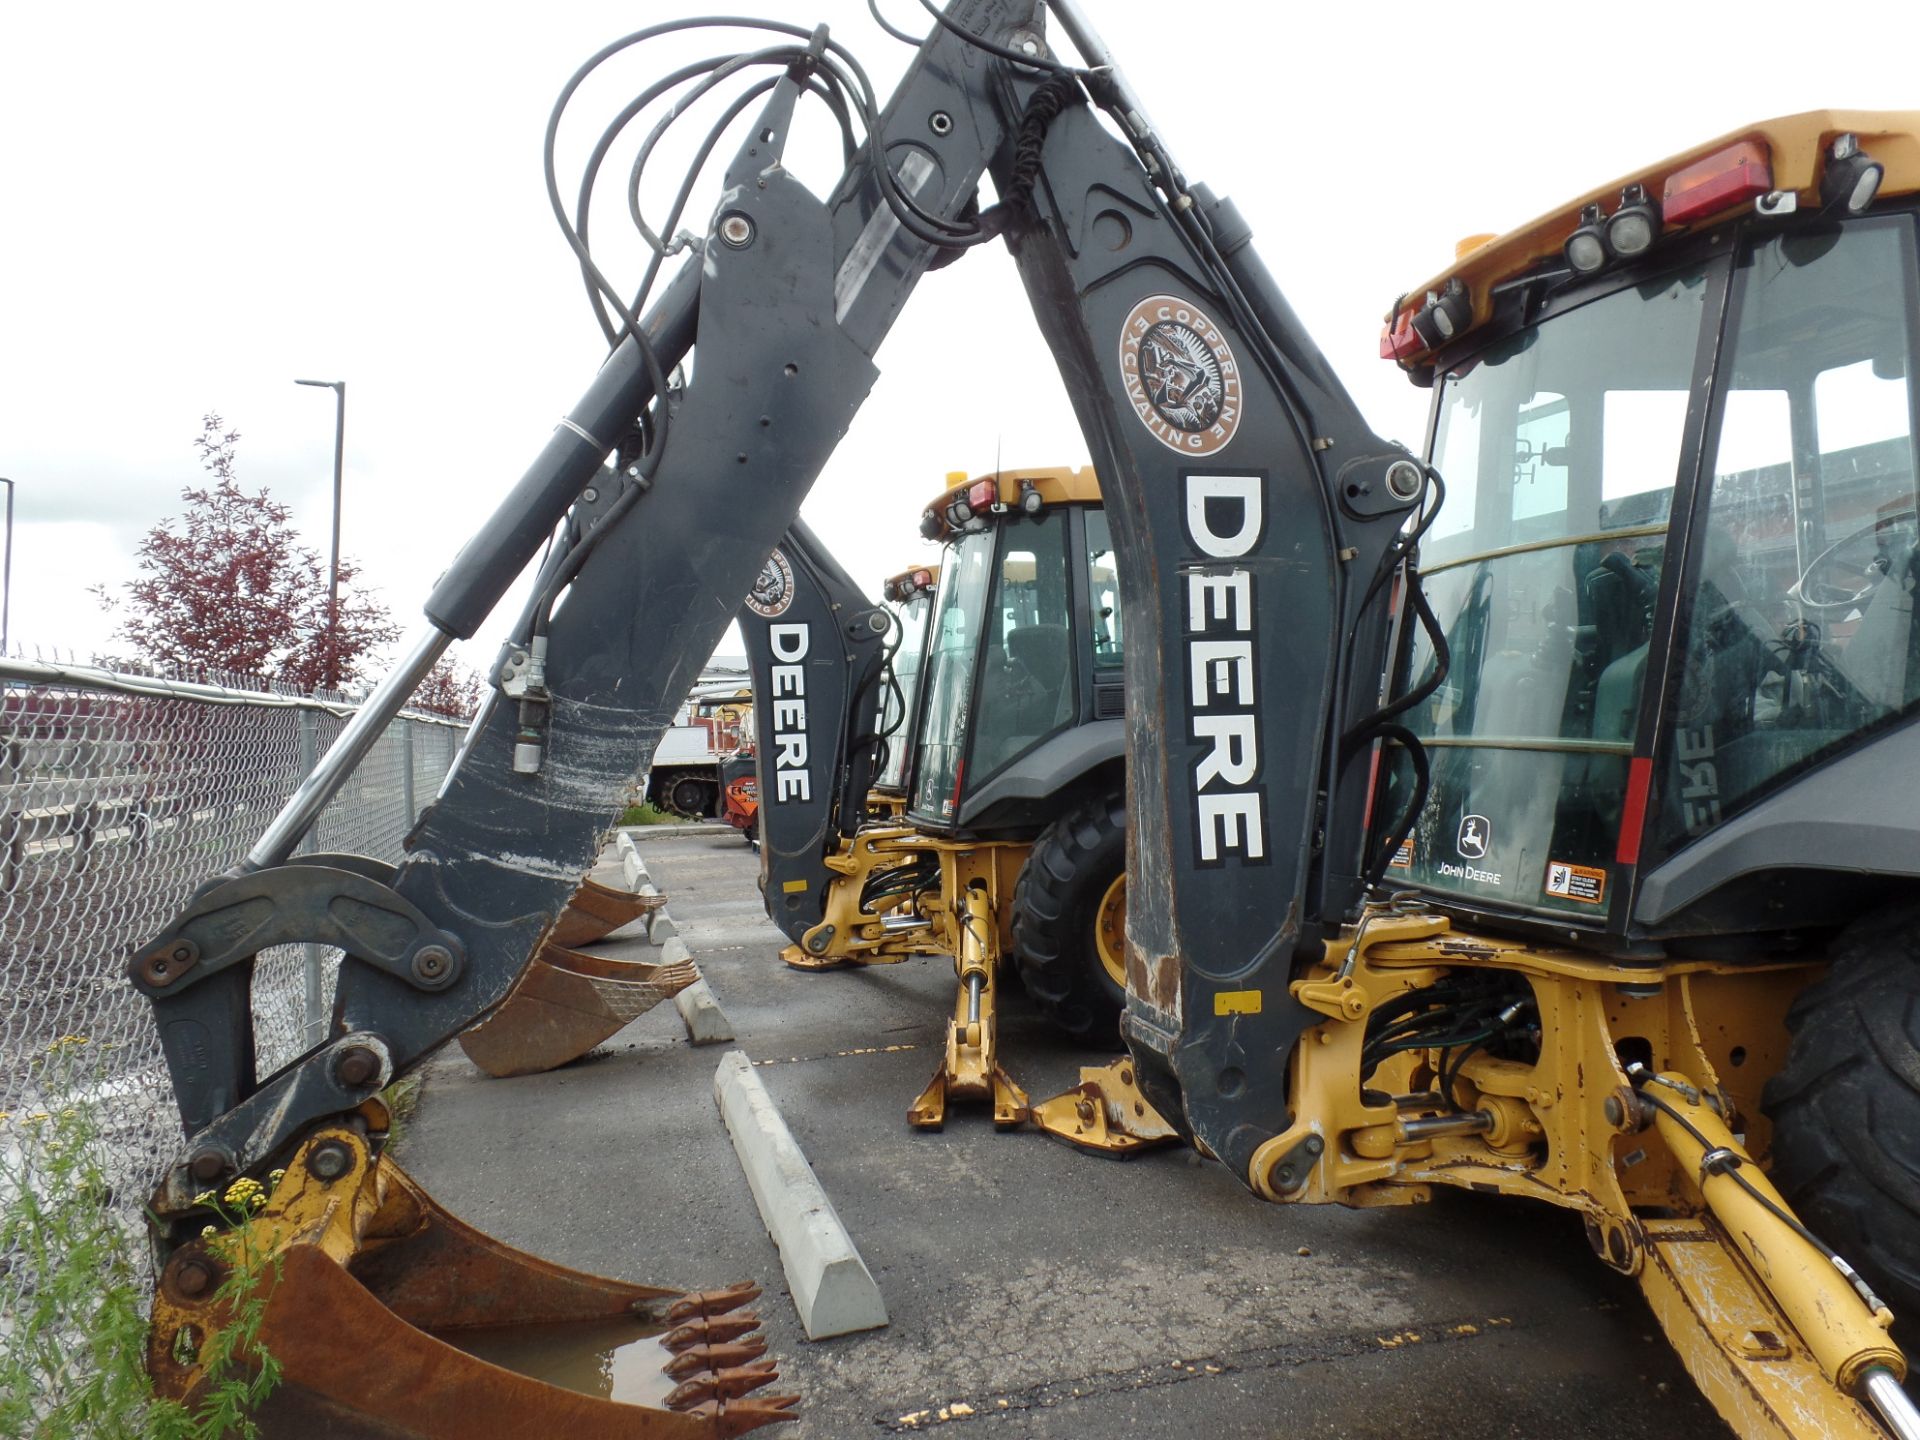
0, 1038, 281, 1439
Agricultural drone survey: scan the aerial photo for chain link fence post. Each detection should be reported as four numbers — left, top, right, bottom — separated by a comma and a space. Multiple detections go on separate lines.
401, 717, 417, 825
297, 706, 326, 1045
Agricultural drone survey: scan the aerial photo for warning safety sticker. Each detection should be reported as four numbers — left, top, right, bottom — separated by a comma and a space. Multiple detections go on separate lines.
1544, 860, 1605, 905
1388, 836, 1414, 869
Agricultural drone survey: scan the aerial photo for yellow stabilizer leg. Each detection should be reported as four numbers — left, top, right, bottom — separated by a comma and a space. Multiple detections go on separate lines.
1030, 1058, 1181, 1157
909, 884, 1028, 1130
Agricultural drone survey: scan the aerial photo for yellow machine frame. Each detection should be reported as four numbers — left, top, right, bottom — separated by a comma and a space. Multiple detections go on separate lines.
1184, 905, 1909, 1439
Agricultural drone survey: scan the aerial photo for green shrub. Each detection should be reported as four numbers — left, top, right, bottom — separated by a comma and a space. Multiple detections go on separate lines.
0, 1039, 279, 1439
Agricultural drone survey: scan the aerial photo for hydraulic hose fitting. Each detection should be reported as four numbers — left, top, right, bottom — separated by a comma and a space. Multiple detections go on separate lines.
508, 635, 551, 775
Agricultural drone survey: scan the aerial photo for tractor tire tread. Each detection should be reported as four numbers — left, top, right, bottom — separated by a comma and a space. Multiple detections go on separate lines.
1764, 908, 1920, 1317
1010, 791, 1126, 1043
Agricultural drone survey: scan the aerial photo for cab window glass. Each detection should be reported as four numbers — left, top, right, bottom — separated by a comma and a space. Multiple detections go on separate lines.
970, 511, 1075, 784
1394, 269, 1706, 919
1659, 219, 1920, 852
1085, 509, 1123, 668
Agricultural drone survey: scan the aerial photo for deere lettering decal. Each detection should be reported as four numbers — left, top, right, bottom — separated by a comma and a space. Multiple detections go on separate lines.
745, 548, 796, 619
1119, 296, 1242, 456
1180, 471, 1268, 866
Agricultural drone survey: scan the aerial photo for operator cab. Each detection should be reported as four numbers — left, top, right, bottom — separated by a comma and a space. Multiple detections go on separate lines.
906, 467, 1124, 834
1379, 112, 1920, 946
872, 563, 939, 802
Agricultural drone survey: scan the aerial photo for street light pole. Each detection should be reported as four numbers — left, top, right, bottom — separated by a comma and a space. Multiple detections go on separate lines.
294, 379, 346, 690
0, 477, 13, 657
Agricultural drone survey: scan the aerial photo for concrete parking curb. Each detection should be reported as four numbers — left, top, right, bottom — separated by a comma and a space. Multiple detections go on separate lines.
667, 936, 735, 1044
616, 829, 647, 891
712, 1050, 889, 1340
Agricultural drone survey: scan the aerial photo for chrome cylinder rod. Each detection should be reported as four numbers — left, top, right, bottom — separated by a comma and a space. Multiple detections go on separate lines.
1397, 1110, 1495, 1143
1864, 1368, 1920, 1440
245, 626, 452, 870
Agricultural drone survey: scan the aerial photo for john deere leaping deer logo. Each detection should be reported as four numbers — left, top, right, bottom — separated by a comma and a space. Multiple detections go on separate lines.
746, 548, 796, 619
1119, 295, 1242, 456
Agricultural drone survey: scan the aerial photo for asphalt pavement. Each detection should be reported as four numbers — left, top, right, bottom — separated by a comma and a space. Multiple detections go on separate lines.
399, 825, 1725, 1439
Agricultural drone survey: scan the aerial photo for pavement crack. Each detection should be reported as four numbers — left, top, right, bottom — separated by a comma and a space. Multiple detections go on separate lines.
874, 1315, 1516, 1430
750, 1043, 924, 1067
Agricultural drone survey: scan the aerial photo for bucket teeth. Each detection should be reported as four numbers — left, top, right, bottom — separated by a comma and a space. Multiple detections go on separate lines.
664, 1338, 769, 1379
665, 1360, 781, 1408
664, 1312, 763, 1351
686, 1392, 802, 1438
668, 1282, 763, 1322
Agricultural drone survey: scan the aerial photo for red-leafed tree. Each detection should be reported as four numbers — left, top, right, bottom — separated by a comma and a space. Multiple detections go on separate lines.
97, 414, 398, 690
412, 655, 486, 720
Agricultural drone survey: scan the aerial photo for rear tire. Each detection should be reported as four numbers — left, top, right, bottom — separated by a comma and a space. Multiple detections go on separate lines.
1764, 903, 1920, 1320
1011, 791, 1127, 1043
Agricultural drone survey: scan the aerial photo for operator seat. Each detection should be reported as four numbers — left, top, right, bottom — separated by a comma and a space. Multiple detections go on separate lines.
1005, 624, 1072, 730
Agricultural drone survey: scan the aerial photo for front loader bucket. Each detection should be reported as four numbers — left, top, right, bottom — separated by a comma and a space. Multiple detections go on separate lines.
458, 941, 699, 1078
553, 876, 664, 948
149, 1125, 796, 1438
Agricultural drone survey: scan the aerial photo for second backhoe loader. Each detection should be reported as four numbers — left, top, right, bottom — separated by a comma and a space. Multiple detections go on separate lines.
122, 3, 1920, 1437
739, 467, 1168, 1134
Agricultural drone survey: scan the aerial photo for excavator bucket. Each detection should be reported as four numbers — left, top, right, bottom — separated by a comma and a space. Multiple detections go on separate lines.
551, 876, 664, 948
454, 876, 684, 1077
149, 1120, 797, 1438
458, 941, 699, 1078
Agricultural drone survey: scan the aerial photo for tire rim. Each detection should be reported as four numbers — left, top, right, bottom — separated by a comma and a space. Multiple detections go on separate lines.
1095, 872, 1127, 989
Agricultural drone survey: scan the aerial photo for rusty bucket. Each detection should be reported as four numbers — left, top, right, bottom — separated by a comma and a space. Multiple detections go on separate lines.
458, 942, 699, 1078
149, 1123, 797, 1438
457, 877, 687, 1078
553, 876, 664, 947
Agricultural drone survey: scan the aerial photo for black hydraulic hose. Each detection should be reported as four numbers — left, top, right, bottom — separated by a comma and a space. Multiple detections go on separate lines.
566, 54, 739, 346
1349, 564, 1451, 740
1357, 720, 1430, 897
867, 0, 921, 45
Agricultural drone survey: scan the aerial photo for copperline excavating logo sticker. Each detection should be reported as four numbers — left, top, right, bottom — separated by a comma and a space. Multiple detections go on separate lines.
1118, 295, 1243, 456
746, 549, 796, 619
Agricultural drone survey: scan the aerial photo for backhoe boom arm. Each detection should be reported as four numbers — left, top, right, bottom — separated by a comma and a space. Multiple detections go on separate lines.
134, 0, 1421, 1213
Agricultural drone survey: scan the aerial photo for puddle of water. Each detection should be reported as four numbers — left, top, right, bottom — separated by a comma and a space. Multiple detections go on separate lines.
435, 1317, 681, 1410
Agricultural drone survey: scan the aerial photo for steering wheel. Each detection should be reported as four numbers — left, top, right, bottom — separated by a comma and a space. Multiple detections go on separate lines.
1789, 506, 1918, 613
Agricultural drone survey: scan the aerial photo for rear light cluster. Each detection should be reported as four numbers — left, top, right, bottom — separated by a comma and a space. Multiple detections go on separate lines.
1381, 130, 1884, 368
884, 567, 937, 603
919, 475, 1043, 539
1380, 280, 1471, 362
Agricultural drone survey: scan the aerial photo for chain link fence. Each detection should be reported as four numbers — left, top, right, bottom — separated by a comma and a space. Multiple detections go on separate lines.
0, 655, 467, 1372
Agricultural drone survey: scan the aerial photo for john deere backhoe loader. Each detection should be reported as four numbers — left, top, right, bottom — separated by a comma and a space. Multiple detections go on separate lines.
125, 1, 1920, 1434
740, 466, 1162, 1133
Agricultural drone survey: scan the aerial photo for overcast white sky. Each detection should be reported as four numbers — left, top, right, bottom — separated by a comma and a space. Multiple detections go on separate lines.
3, 1, 1916, 680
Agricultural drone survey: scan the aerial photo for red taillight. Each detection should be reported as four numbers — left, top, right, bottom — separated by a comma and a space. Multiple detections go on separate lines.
967, 478, 998, 512
912, 568, 932, 589
1615, 756, 1654, 866
1380, 308, 1421, 361
1663, 141, 1772, 226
